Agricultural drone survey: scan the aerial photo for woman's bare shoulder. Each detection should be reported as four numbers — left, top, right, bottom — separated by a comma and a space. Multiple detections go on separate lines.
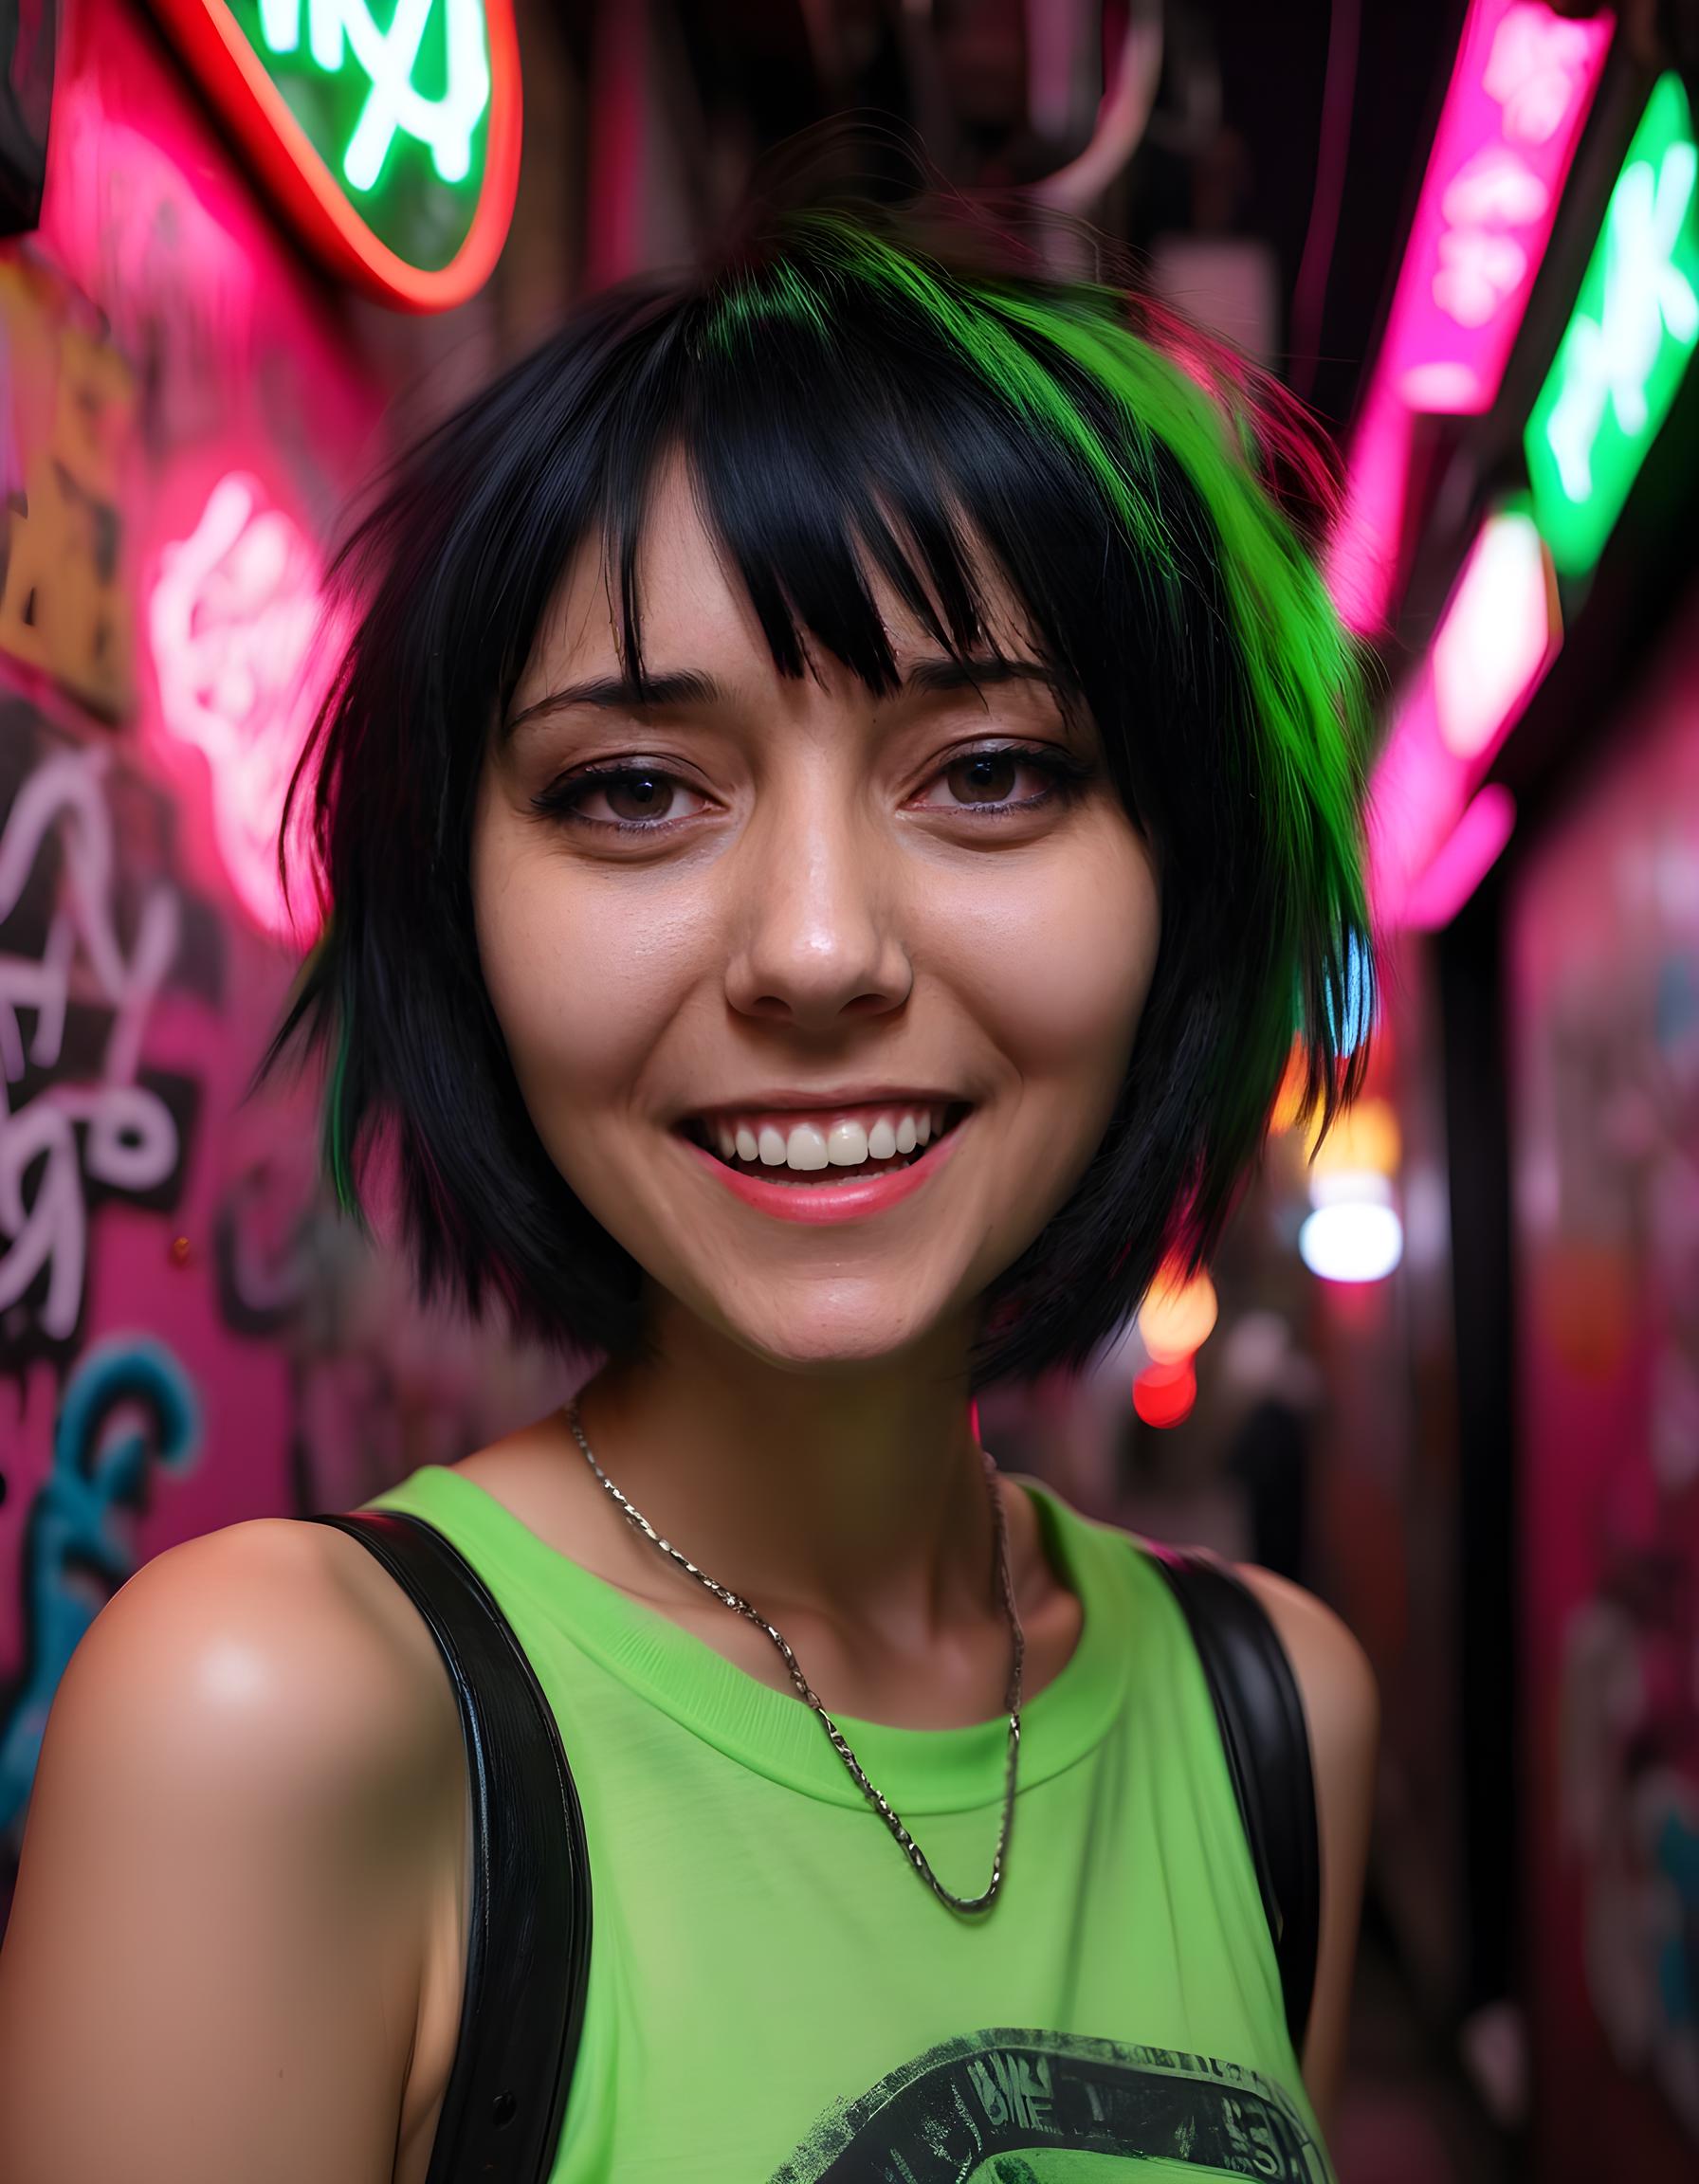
95, 1514, 464, 1786
0, 1516, 465, 2184
1233, 1563, 1379, 1759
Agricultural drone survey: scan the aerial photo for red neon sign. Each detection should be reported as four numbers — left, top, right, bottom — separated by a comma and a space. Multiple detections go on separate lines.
142, 0, 521, 312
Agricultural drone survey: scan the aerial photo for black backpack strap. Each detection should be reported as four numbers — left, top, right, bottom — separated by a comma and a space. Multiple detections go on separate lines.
309, 1508, 591, 2184
1143, 1544, 1321, 2056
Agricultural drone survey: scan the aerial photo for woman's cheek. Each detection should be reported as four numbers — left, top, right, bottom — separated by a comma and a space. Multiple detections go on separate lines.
471, 827, 732, 1247
475, 859, 620, 1110
948, 833, 1160, 1097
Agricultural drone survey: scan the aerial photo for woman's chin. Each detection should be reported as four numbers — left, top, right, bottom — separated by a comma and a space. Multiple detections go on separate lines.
706, 1287, 966, 1377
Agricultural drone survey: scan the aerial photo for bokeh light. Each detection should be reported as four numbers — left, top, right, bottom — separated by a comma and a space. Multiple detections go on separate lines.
1137, 1264, 1219, 1362
1133, 1357, 1197, 1429
1299, 1201, 1405, 1283
1309, 1096, 1402, 1180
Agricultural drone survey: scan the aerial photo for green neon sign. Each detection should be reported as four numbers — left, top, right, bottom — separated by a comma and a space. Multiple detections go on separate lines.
147, 0, 522, 306
1525, 73, 1699, 578
238, 0, 490, 270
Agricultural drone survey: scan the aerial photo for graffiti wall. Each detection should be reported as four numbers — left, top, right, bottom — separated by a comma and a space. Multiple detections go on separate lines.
0, 0, 566, 1931
1510, 578, 1699, 2179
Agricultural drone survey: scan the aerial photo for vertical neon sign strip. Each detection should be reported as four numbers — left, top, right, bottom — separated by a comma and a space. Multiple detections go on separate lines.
1326, 1, 1611, 631
1431, 503, 1560, 759
1368, 501, 1560, 929
1525, 73, 1699, 578
1381, 2, 1613, 415
142, 0, 521, 310
1402, 785, 1517, 930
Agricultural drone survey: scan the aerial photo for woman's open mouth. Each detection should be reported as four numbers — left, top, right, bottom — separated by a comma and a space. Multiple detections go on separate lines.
674, 1099, 973, 1221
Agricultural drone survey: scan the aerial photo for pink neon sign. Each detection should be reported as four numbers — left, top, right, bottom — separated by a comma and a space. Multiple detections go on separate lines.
1403, 786, 1517, 930
1431, 506, 1560, 758
1327, 1, 1612, 632
148, 474, 338, 944
1369, 504, 1560, 928
1392, 3, 1612, 413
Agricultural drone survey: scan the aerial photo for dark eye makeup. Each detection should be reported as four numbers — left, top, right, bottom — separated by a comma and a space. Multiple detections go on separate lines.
529, 742, 1098, 837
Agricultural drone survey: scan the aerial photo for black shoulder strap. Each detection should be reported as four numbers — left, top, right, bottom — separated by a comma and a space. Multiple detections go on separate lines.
1142, 1545, 1322, 2055
309, 1508, 591, 2184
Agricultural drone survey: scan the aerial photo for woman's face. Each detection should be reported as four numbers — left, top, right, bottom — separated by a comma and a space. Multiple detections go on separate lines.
472, 455, 1161, 1374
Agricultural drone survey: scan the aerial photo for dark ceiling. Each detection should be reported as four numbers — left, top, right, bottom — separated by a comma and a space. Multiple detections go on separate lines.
1199, 0, 1463, 429
660, 0, 1467, 435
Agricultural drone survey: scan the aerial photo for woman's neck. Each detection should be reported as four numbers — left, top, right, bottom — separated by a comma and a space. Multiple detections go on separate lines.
571, 1296, 994, 1645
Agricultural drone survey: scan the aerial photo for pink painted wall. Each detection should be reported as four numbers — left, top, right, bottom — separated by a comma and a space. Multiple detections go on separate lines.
1508, 582, 1699, 2174
0, 0, 566, 1924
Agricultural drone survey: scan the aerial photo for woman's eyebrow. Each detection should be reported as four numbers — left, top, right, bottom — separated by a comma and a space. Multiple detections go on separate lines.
503, 669, 724, 738
502, 654, 1069, 739
900, 655, 1069, 700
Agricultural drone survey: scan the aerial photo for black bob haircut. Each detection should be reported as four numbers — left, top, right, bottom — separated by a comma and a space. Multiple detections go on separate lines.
263, 182, 1378, 1390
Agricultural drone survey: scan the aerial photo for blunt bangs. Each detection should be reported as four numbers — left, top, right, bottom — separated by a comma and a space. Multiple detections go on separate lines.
262, 199, 1377, 1387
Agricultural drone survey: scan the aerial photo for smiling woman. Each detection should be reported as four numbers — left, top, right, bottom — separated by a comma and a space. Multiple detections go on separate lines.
0, 176, 1379, 2184
467, 438, 1163, 1372
280, 204, 1371, 1391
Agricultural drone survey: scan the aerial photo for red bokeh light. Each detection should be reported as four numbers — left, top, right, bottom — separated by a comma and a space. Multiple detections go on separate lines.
1133, 1356, 1197, 1429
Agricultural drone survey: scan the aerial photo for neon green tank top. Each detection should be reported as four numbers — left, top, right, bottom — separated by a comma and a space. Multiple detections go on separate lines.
366, 1464, 1336, 2182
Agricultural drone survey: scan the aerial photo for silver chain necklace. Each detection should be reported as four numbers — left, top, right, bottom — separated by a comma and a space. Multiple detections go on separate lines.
564, 1397, 1026, 1914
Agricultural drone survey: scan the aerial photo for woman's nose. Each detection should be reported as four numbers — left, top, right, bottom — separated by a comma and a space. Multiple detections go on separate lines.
722, 806, 914, 1029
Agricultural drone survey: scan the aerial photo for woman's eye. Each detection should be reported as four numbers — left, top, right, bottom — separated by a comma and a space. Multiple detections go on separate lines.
539, 746, 1086, 831
539, 769, 707, 828
916, 749, 1066, 812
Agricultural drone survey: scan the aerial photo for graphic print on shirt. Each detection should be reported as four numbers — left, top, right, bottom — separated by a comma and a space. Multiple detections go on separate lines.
771, 2028, 1333, 2182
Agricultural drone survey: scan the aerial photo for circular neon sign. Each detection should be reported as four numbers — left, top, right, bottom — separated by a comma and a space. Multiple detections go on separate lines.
145, 0, 521, 311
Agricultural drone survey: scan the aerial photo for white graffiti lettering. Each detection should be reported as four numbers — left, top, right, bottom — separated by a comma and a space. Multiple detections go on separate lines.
0, 744, 180, 1339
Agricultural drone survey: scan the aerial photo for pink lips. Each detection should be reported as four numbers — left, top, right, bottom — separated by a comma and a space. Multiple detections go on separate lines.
679, 1116, 966, 1224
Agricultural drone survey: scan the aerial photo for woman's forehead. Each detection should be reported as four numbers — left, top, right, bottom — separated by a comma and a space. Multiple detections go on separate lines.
519, 451, 1043, 704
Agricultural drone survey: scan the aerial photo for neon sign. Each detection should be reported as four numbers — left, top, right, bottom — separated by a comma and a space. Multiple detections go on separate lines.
1431, 505, 1560, 758
143, 0, 520, 310
1526, 73, 1699, 578
1396, 2, 1612, 414
257, 0, 491, 191
148, 474, 338, 940
1326, 1, 1611, 631
1401, 784, 1517, 931
1368, 502, 1559, 929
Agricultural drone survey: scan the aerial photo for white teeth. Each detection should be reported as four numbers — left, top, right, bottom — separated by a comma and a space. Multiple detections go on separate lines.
786, 1123, 830, 1171
827, 1120, 868, 1167
699, 1105, 959, 1174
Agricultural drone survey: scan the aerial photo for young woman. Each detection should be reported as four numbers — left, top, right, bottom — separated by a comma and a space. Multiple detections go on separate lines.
0, 194, 1379, 2183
